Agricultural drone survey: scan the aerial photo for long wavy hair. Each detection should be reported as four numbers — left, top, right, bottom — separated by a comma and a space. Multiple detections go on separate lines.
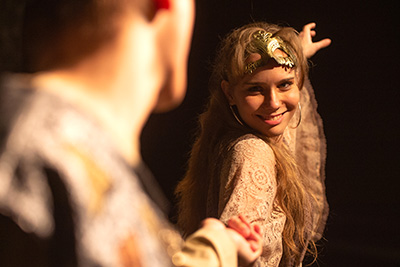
175, 22, 316, 264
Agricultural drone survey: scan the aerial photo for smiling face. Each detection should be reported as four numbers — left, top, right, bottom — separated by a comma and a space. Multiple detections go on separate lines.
223, 59, 300, 138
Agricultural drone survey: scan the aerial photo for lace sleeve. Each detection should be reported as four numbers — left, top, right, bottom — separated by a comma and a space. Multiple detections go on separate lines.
218, 135, 276, 224
284, 79, 328, 241
218, 134, 285, 267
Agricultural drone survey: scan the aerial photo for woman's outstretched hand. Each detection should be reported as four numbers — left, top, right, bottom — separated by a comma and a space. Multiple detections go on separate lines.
299, 22, 331, 58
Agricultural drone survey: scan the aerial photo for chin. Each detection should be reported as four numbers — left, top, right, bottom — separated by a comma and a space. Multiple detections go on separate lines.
263, 127, 286, 139
153, 85, 186, 113
153, 98, 182, 113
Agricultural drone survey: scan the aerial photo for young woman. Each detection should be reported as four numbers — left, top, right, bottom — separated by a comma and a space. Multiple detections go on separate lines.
176, 22, 330, 266
0, 0, 262, 266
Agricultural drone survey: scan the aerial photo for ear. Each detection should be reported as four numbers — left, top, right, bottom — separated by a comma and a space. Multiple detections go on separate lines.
150, 0, 195, 112
221, 80, 235, 105
153, 0, 170, 11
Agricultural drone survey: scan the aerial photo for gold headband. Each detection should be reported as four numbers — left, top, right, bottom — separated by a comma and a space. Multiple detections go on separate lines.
244, 30, 296, 74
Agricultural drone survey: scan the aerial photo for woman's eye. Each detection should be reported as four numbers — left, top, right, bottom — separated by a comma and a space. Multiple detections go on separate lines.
279, 81, 293, 90
247, 86, 263, 93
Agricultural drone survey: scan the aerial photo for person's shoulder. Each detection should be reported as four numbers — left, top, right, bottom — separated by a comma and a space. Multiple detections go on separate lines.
230, 133, 275, 160
232, 133, 272, 150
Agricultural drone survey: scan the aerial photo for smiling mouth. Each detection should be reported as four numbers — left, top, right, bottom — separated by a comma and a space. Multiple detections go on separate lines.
258, 111, 287, 121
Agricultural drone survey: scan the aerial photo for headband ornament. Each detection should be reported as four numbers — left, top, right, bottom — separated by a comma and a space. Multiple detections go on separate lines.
245, 30, 296, 74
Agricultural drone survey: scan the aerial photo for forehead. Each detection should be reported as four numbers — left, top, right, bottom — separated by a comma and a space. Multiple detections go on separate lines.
240, 62, 295, 84
245, 48, 289, 64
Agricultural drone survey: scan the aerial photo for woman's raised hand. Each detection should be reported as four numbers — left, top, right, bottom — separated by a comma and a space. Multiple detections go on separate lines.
299, 22, 331, 58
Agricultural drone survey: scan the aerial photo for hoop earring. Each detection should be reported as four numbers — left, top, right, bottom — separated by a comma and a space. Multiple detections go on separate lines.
230, 105, 244, 126
290, 102, 302, 129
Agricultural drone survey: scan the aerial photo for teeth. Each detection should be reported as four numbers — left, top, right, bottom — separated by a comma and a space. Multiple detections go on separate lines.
267, 114, 282, 121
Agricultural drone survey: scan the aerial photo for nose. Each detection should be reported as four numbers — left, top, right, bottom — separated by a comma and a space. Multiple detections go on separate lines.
264, 89, 281, 110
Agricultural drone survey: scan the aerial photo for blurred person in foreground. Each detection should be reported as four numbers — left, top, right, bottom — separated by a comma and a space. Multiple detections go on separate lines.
0, 0, 262, 266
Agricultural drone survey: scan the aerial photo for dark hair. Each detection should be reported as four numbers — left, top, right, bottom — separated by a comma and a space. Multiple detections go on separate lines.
1, 0, 150, 72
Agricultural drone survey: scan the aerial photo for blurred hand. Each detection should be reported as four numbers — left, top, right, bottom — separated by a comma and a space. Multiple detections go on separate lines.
299, 22, 331, 58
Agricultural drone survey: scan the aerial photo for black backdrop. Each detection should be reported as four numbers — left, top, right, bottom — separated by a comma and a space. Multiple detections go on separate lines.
141, 1, 400, 266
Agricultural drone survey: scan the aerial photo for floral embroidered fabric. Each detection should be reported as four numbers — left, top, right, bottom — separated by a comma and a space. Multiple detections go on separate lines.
0, 74, 238, 267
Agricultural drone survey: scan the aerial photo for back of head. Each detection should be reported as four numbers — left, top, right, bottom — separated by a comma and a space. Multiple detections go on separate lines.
0, 0, 151, 72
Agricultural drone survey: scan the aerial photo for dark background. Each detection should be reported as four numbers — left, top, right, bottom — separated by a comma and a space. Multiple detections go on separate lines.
142, 0, 400, 266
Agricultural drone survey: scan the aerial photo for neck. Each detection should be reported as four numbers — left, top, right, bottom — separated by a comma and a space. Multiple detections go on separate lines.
271, 134, 284, 144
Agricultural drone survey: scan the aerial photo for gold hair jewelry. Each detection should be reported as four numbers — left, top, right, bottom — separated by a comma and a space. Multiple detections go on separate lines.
245, 30, 296, 74
230, 105, 244, 126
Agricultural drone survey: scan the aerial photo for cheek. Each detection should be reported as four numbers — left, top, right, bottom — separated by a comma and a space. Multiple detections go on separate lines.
239, 96, 264, 113
286, 90, 300, 110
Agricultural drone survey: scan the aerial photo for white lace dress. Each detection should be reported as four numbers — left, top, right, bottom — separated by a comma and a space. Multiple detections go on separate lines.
207, 80, 328, 267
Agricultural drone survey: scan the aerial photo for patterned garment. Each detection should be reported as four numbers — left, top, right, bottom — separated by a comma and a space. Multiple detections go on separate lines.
0, 74, 236, 267
206, 80, 328, 267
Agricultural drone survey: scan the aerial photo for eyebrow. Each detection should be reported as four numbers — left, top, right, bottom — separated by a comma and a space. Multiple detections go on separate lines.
245, 76, 295, 85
